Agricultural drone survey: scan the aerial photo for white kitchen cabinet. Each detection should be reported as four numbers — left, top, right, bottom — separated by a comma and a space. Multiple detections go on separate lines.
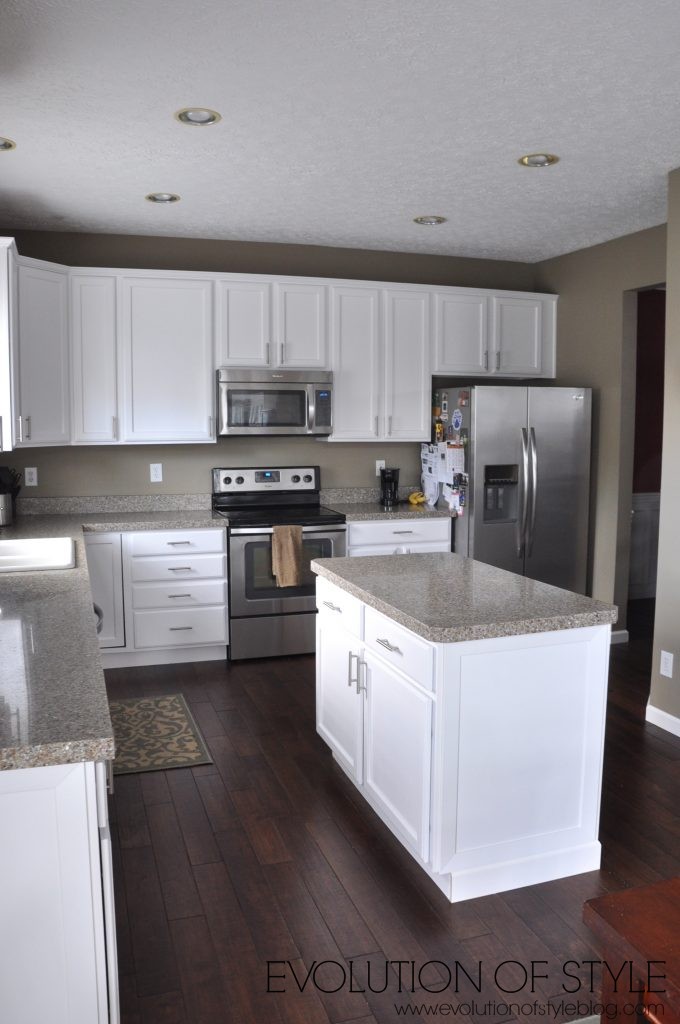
348, 517, 451, 555
316, 615, 364, 784
84, 532, 125, 649
17, 261, 70, 445
71, 275, 119, 443
491, 294, 543, 375
215, 279, 271, 367
120, 276, 214, 442
0, 761, 118, 1024
330, 286, 381, 440
362, 647, 433, 861
434, 291, 488, 375
276, 282, 328, 368
383, 289, 430, 440
0, 238, 18, 452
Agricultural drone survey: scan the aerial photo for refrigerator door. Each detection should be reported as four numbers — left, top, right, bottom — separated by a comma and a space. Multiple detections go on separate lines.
526, 387, 591, 593
469, 386, 529, 574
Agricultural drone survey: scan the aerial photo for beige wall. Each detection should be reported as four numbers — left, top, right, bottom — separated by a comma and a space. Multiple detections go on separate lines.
649, 170, 680, 724
534, 226, 666, 617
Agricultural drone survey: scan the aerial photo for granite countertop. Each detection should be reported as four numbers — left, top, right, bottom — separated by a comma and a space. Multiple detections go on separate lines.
311, 552, 618, 643
327, 501, 452, 522
0, 511, 229, 771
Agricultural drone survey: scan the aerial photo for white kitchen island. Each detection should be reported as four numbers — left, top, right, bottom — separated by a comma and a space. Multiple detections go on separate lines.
311, 552, 618, 903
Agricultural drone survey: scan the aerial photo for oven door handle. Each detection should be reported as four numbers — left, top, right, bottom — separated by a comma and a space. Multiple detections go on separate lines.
228, 524, 347, 537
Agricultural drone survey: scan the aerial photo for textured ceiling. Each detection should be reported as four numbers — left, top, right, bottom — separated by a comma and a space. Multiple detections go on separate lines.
1, 0, 679, 262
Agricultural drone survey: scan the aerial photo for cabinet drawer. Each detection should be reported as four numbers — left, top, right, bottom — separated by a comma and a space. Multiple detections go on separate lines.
131, 580, 227, 610
350, 541, 450, 557
348, 519, 450, 548
129, 553, 226, 582
133, 606, 227, 648
128, 528, 226, 557
316, 576, 363, 636
364, 606, 434, 690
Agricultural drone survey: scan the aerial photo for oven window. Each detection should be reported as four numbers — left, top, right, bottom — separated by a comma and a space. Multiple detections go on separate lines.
244, 537, 334, 599
227, 389, 307, 428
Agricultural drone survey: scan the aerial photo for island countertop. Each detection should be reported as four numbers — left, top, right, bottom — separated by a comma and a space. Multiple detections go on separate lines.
311, 552, 618, 643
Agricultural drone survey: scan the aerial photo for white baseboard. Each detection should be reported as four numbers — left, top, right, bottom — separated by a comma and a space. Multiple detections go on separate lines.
610, 629, 629, 644
101, 644, 227, 669
646, 702, 680, 738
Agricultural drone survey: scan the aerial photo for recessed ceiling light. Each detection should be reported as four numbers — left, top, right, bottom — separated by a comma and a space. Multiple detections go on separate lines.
0, 137, 16, 151
175, 107, 222, 126
518, 153, 559, 168
413, 215, 447, 226
145, 192, 181, 203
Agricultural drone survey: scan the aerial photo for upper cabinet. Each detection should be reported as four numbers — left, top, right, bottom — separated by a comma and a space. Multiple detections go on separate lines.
433, 288, 556, 379
216, 279, 328, 369
331, 286, 381, 440
70, 274, 118, 443
0, 239, 18, 452
383, 289, 430, 440
120, 277, 214, 443
17, 261, 70, 446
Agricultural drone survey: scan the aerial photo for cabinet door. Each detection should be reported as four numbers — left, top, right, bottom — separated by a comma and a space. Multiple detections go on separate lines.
316, 617, 363, 783
85, 532, 125, 648
491, 295, 542, 375
215, 280, 271, 367
330, 286, 380, 440
434, 292, 488, 374
17, 263, 70, 445
362, 649, 432, 861
384, 289, 430, 440
0, 240, 18, 452
275, 283, 327, 367
71, 275, 118, 443
121, 277, 214, 442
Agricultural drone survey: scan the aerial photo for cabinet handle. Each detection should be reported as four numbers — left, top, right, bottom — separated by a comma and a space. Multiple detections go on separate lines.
347, 651, 359, 688
388, 415, 392, 436
357, 658, 367, 695
168, 593, 192, 598
168, 566, 192, 571
170, 626, 193, 631
496, 351, 501, 370
280, 342, 284, 364
266, 342, 270, 364
167, 541, 192, 546
323, 600, 342, 612
375, 415, 379, 435
376, 637, 402, 655
18, 415, 23, 443
0, 415, 3, 451
484, 351, 488, 370
392, 530, 414, 535
208, 415, 213, 435
112, 415, 118, 440
25, 415, 31, 440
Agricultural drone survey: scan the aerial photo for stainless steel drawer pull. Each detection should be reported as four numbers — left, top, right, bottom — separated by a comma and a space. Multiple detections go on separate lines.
169, 626, 193, 631
347, 651, 359, 688
168, 566, 192, 571
167, 541, 192, 546
168, 593, 192, 599
323, 600, 342, 613
392, 530, 414, 535
376, 637, 402, 655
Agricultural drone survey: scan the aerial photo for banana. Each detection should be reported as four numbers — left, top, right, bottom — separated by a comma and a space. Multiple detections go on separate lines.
408, 491, 427, 505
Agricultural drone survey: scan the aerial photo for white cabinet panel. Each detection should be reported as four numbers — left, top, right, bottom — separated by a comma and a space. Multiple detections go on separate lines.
330, 286, 381, 440
216, 279, 271, 367
316, 617, 364, 783
276, 283, 327, 367
17, 263, 70, 445
384, 289, 430, 440
434, 292, 488, 374
121, 277, 214, 442
348, 518, 450, 547
85, 532, 125, 649
0, 240, 18, 452
363, 648, 432, 861
71, 275, 118, 443
491, 295, 542, 375
128, 527, 225, 557
133, 605, 227, 647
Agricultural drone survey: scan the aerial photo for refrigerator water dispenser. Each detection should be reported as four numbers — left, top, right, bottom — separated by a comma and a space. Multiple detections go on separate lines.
483, 465, 518, 523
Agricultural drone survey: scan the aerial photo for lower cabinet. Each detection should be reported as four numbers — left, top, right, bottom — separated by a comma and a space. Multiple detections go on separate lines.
85, 527, 228, 667
315, 619, 364, 784
0, 761, 118, 1024
347, 516, 451, 556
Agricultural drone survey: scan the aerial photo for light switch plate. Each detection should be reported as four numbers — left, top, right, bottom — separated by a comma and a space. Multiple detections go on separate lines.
149, 463, 163, 483
24, 467, 38, 486
660, 650, 674, 678
375, 459, 385, 477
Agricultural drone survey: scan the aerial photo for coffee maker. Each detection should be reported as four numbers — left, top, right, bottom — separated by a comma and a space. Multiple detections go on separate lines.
379, 467, 400, 509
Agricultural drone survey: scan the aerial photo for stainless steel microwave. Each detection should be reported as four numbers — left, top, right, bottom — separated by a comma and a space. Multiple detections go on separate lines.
217, 369, 333, 436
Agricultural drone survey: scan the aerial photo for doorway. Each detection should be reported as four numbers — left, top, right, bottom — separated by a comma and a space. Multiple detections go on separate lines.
627, 287, 665, 647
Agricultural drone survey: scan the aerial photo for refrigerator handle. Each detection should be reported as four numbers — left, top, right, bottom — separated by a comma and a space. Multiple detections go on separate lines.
527, 427, 538, 556
518, 428, 529, 557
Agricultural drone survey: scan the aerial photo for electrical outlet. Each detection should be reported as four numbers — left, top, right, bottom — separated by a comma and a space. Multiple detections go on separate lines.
24, 467, 38, 487
375, 459, 385, 477
660, 650, 674, 678
149, 463, 163, 483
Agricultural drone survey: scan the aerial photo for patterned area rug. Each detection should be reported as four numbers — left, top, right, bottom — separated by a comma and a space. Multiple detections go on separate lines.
109, 694, 213, 775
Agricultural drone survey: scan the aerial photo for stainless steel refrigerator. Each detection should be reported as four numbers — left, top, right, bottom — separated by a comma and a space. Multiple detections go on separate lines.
451, 385, 591, 594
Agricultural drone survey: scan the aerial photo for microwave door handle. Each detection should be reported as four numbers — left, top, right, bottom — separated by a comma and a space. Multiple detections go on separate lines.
307, 385, 315, 433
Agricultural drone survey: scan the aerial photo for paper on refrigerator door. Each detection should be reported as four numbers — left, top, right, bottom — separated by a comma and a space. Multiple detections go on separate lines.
446, 444, 465, 478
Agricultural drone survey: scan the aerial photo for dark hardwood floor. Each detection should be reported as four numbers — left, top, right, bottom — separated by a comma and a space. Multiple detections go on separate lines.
106, 603, 680, 1024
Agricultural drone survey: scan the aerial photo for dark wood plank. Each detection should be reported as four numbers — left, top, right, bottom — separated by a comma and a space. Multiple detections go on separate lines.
169, 915, 229, 1024
146, 801, 203, 920
120, 844, 181, 998
194, 772, 238, 832
140, 771, 172, 807
115, 773, 152, 849
166, 767, 221, 866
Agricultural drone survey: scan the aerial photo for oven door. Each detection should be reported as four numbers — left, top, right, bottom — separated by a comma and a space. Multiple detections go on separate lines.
229, 525, 346, 617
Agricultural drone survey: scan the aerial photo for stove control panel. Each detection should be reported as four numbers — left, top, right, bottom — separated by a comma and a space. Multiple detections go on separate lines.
212, 466, 319, 493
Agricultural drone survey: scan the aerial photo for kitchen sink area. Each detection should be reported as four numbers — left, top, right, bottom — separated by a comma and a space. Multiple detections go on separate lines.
0, 536, 75, 572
